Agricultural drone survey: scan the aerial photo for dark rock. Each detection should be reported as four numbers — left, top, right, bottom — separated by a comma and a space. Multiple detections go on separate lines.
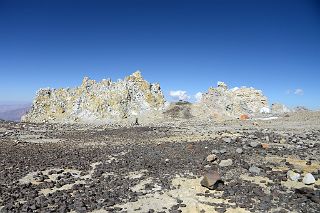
200, 170, 224, 190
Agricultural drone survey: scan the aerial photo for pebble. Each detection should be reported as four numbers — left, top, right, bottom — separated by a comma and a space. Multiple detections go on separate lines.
249, 166, 261, 174
206, 154, 217, 162
250, 141, 259, 148
219, 149, 227, 154
236, 148, 243, 154
303, 173, 316, 185
265, 136, 270, 142
212, 149, 219, 154
219, 159, 233, 167
287, 170, 300, 181
222, 138, 231, 143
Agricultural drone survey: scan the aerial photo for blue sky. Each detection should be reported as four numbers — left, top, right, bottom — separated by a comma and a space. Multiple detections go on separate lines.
0, 0, 319, 108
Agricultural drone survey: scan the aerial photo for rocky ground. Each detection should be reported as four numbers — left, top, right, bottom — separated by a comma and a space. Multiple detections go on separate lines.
0, 111, 320, 213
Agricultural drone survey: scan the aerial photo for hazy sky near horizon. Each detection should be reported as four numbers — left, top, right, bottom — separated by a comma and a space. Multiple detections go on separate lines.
0, 0, 319, 108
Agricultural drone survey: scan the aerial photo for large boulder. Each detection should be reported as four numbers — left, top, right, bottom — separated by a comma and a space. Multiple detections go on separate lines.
22, 71, 166, 123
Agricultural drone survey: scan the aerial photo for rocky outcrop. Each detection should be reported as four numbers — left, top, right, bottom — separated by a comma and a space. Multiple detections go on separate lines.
22, 71, 165, 123
198, 82, 268, 117
271, 103, 291, 114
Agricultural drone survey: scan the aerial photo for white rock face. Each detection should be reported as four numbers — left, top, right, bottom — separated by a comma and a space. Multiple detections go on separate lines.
198, 82, 269, 117
22, 71, 166, 123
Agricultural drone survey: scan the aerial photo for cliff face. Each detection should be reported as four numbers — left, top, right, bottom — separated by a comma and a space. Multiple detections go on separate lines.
198, 82, 269, 117
22, 71, 165, 123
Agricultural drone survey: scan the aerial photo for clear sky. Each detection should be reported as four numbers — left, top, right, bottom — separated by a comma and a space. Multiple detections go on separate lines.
0, 0, 319, 108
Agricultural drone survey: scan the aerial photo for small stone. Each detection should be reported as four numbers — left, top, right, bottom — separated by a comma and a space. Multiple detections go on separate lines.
236, 148, 243, 154
303, 173, 316, 185
249, 166, 261, 174
261, 143, 269, 149
295, 187, 313, 194
287, 170, 300, 181
250, 141, 259, 148
222, 138, 231, 143
212, 149, 219, 154
219, 159, 233, 167
265, 136, 270, 142
280, 138, 287, 144
206, 154, 217, 162
219, 149, 227, 154
200, 170, 223, 190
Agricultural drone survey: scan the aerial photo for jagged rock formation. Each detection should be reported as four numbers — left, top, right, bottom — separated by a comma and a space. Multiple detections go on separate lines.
22, 71, 165, 123
197, 82, 269, 117
271, 103, 291, 114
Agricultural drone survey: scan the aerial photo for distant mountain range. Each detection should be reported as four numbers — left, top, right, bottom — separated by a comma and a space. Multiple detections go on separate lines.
0, 104, 31, 121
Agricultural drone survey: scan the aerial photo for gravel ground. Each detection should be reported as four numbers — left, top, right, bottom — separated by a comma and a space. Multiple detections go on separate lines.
0, 112, 319, 213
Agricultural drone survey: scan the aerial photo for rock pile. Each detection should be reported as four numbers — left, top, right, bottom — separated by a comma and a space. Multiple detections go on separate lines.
22, 71, 166, 123
163, 101, 193, 119
198, 82, 269, 117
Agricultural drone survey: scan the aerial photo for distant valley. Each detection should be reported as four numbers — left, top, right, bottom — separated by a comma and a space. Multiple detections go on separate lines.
0, 104, 31, 121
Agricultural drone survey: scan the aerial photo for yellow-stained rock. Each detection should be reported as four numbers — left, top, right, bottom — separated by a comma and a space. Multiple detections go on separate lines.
22, 71, 165, 123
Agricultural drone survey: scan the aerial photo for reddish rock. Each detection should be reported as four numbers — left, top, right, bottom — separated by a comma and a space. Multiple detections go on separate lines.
240, 114, 249, 120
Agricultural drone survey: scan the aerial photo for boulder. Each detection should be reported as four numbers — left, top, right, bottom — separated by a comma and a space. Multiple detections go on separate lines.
303, 173, 316, 185
206, 154, 217, 162
287, 170, 300, 181
219, 159, 233, 167
249, 166, 261, 174
200, 170, 223, 190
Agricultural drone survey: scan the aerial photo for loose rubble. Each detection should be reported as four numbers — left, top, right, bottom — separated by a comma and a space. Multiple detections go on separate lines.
0, 111, 320, 212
